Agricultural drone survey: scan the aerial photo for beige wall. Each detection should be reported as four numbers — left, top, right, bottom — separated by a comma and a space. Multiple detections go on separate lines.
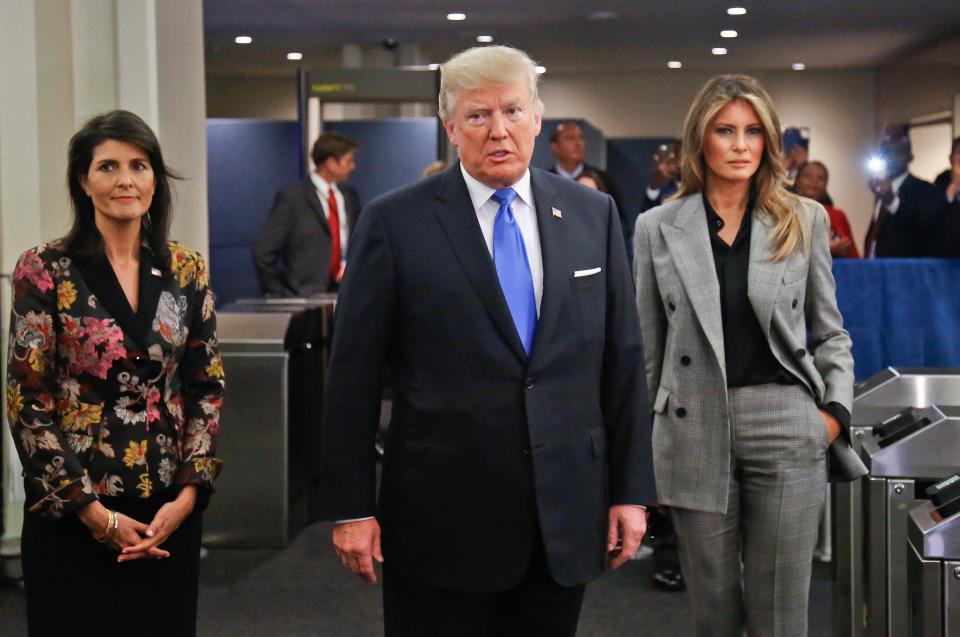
207, 74, 299, 120
876, 64, 960, 128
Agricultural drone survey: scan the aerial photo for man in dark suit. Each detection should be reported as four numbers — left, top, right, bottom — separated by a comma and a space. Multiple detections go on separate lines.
320, 45, 654, 636
253, 132, 360, 296
930, 136, 960, 258
641, 142, 682, 213
548, 121, 631, 247
864, 131, 940, 258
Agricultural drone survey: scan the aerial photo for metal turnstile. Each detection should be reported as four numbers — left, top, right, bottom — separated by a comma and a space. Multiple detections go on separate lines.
907, 474, 960, 636
837, 368, 960, 637
203, 297, 336, 548
862, 406, 960, 637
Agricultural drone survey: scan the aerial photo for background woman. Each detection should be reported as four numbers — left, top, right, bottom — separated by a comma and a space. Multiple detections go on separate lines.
6, 110, 224, 636
794, 160, 860, 258
633, 75, 859, 636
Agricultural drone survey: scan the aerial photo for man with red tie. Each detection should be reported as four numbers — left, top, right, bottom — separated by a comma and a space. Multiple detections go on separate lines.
254, 132, 360, 296
863, 131, 940, 258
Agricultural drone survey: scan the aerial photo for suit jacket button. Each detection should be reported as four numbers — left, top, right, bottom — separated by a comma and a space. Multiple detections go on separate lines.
521, 448, 531, 455
792, 299, 798, 309
795, 348, 807, 359
680, 355, 691, 366
524, 378, 535, 390
675, 407, 687, 418
668, 301, 676, 312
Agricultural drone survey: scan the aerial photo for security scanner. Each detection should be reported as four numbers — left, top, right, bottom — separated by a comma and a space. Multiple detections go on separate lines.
836, 369, 960, 637
907, 474, 960, 636
861, 406, 960, 637
203, 298, 336, 548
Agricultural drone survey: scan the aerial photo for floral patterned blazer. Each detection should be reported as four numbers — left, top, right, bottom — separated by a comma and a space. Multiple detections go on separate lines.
6, 240, 225, 519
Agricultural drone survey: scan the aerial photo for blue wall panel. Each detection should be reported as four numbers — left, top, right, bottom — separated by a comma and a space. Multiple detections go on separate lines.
325, 118, 438, 208
606, 137, 679, 234
206, 119, 301, 305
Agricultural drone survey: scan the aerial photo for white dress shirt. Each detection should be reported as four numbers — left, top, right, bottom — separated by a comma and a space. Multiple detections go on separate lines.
460, 164, 544, 316
310, 171, 350, 260
873, 171, 910, 219
555, 162, 584, 180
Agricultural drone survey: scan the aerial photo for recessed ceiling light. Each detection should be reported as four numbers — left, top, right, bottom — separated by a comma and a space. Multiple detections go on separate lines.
428, 63, 440, 71
587, 11, 618, 20
792, 63, 806, 71
447, 12, 466, 21
667, 61, 683, 69
477, 35, 493, 43
234, 35, 252, 44
721, 30, 738, 38
712, 47, 728, 55
287, 52, 303, 61
727, 7, 747, 15
535, 65, 546, 74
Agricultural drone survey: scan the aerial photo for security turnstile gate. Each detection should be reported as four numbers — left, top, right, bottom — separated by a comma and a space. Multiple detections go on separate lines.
907, 476, 960, 637
862, 406, 960, 637
837, 368, 960, 637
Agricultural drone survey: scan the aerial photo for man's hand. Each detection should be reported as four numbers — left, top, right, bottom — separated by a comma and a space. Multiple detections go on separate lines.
869, 177, 894, 204
829, 237, 853, 257
820, 410, 842, 444
333, 518, 383, 583
606, 505, 648, 570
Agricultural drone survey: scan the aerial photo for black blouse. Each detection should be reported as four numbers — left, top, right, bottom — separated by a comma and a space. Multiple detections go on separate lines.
703, 194, 799, 389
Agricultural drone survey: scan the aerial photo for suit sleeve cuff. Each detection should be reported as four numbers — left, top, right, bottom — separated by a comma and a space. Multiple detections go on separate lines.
334, 516, 375, 524
823, 402, 851, 430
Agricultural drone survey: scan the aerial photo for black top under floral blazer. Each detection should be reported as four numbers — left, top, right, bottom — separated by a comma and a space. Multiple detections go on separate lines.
6, 240, 225, 519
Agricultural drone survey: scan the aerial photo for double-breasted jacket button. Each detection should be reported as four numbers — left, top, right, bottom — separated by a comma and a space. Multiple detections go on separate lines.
680, 355, 691, 366
675, 407, 687, 418
668, 301, 677, 312
795, 348, 807, 359
792, 298, 799, 309
524, 378, 535, 390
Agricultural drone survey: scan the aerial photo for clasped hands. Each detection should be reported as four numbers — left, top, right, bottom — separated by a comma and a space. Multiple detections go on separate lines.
78, 485, 197, 562
332, 504, 649, 584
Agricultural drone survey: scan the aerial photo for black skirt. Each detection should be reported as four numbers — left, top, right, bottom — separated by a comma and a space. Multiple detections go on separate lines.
20, 494, 202, 637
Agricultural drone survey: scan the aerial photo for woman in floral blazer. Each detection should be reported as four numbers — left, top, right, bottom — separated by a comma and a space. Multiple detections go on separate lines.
6, 110, 224, 636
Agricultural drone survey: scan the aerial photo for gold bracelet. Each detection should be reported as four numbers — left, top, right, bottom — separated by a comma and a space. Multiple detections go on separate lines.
106, 510, 119, 541
95, 510, 111, 543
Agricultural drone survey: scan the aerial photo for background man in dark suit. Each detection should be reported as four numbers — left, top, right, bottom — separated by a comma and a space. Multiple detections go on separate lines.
320, 45, 654, 636
931, 136, 960, 258
548, 121, 631, 247
253, 132, 360, 296
641, 142, 682, 212
864, 131, 940, 258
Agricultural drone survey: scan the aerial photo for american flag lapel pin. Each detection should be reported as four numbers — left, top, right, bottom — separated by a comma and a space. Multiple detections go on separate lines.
552, 207, 563, 219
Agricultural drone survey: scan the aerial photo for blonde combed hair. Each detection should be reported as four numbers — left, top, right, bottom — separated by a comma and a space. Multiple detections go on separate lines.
675, 74, 806, 261
438, 46, 545, 121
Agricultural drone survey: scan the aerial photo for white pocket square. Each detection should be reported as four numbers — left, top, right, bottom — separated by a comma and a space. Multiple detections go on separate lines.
573, 267, 602, 278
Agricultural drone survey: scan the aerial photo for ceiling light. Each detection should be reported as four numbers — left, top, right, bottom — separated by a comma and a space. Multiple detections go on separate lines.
587, 11, 618, 20
535, 66, 546, 74
712, 47, 728, 55
446, 12, 466, 21
428, 63, 440, 71
287, 52, 303, 61
792, 62, 806, 71
667, 61, 682, 69
727, 7, 747, 15
721, 30, 738, 38
234, 35, 252, 44
477, 35, 493, 43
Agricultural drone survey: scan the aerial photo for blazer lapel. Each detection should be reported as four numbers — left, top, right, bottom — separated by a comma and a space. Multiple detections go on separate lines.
432, 165, 528, 364
528, 169, 567, 359
747, 209, 789, 337
659, 195, 726, 377
304, 178, 331, 235
72, 251, 148, 350
136, 247, 170, 342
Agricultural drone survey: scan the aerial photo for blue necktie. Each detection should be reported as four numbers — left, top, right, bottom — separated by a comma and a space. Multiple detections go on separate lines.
491, 188, 537, 354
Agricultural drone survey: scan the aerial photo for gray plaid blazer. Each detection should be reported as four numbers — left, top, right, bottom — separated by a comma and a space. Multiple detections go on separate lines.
633, 193, 860, 514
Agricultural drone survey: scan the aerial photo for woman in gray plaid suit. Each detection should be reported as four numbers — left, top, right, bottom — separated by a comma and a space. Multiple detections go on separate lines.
633, 75, 857, 637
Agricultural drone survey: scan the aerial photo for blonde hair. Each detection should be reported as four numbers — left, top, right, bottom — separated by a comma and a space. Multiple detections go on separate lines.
438, 46, 544, 121
676, 74, 805, 261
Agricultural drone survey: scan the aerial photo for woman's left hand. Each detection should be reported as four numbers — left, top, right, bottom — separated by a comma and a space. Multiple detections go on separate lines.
118, 485, 198, 562
820, 410, 842, 444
